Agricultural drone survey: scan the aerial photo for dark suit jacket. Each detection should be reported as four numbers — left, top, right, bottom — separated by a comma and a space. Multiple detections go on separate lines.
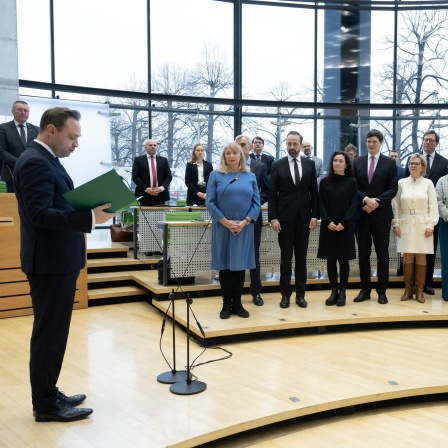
13, 141, 92, 275
132, 154, 172, 206
353, 153, 398, 222
397, 165, 405, 180
250, 159, 269, 222
185, 160, 213, 205
268, 156, 319, 223
403, 152, 448, 186
0, 120, 39, 183
250, 152, 275, 176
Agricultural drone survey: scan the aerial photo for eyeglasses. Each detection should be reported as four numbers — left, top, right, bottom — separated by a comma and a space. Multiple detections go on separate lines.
409, 162, 421, 166
423, 138, 436, 143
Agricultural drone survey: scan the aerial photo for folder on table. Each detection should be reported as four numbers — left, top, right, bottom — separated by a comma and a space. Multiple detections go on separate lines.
63, 170, 136, 213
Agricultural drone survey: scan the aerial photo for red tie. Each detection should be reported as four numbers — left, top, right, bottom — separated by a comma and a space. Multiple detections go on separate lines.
368, 156, 375, 184
150, 156, 157, 188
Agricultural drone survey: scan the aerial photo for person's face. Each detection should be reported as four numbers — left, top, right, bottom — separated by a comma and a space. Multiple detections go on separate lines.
302, 141, 312, 157
389, 152, 399, 164
423, 133, 438, 155
145, 140, 157, 156
236, 137, 252, 160
333, 154, 347, 175
366, 137, 382, 156
12, 102, 30, 125
408, 157, 424, 178
224, 147, 241, 170
252, 139, 264, 155
194, 145, 204, 159
48, 118, 81, 158
346, 150, 355, 161
287, 134, 301, 158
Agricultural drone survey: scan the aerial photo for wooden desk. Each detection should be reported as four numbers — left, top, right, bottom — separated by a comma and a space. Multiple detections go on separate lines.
0, 217, 14, 231
0, 194, 88, 318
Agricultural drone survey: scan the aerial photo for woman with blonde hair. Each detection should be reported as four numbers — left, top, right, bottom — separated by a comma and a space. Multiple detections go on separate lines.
185, 143, 213, 206
206, 142, 260, 319
393, 153, 438, 303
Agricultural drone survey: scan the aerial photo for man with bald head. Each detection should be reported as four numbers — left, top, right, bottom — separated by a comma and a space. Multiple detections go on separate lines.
301, 140, 324, 185
132, 139, 172, 206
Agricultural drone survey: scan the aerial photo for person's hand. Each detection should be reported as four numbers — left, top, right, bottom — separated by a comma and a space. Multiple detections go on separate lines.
230, 220, 247, 236
93, 203, 115, 224
425, 228, 433, 238
328, 221, 337, 231
309, 219, 317, 231
271, 219, 281, 234
148, 187, 161, 196
393, 226, 401, 238
335, 223, 345, 232
363, 197, 380, 213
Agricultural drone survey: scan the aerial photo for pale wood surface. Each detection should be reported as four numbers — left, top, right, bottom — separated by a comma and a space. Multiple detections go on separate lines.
152, 290, 448, 339
216, 402, 448, 447
0, 301, 447, 448
0, 194, 88, 317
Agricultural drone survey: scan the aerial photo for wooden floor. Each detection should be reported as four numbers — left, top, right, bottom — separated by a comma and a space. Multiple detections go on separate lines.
1, 299, 448, 448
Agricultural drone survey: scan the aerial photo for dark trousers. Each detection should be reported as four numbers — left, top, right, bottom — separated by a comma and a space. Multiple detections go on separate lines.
219, 269, 245, 302
277, 218, 310, 297
327, 259, 350, 290
357, 215, 391, 292
28, 271, 79, 411
249, 215, 263, 297
426, 222, 439, 287
6, 181, 14, 193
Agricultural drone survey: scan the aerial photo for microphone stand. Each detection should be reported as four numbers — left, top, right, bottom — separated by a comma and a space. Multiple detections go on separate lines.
170, 294, 207, 395
157, 289, 188, 384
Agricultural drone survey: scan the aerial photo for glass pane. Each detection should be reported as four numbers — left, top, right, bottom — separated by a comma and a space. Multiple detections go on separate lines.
395, 9, 448, 146
370, 10, 395, 104
16, 0, 51, 83
150, 0, 233, 98
53, 0, 148, 89
242, 4, 315, 100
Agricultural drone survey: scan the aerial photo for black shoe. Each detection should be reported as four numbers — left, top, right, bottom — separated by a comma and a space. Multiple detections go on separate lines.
280, 296, 290, 308
57, 391, 86, 407
423, 285, 435, 295
252, 295, 264, 306
336, 290, 346, 307
353, 290, 371, 302
378, 292, 388, 304
232, 301, 250, 318
220, 303, 231, 319
295, 296, 308, 308
325, 289, 338, 306
144, 251, 154, 256
33, 399, 93, 423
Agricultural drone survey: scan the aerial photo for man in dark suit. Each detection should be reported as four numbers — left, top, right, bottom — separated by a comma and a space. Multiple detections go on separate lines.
389, 150, 405, 179
14, 107, 114, 422
353, 129, 398, 304
132, 139, 172, 206
236, 135, 269, 306
268, 130, 319, 308
0, 100, 39, 192
403, 130, 448, 295
250, 136, 275, 176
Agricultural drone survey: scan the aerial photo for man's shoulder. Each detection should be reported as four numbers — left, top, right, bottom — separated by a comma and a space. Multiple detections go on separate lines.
435, 152, 448, 162
0, 120, 14, 131
263, 153, 275, 161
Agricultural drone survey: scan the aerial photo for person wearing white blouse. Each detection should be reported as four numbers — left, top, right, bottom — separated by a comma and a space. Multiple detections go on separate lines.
393, 153, 439, 303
